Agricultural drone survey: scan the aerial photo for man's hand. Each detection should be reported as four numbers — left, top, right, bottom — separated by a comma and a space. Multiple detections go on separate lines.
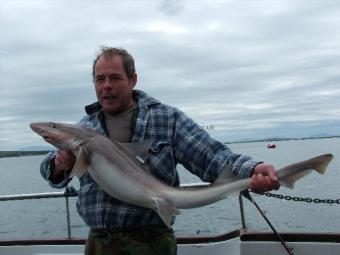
50, 150, 76, 181
250, 163, 279, 193
55, 150, 76, 171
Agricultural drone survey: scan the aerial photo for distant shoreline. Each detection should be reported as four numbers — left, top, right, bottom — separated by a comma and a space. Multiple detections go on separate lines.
0, 151, 51, 158
225, 135, 340, 144
1, 136, 339, 158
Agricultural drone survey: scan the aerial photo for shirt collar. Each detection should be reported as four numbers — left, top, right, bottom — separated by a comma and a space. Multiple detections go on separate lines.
84, 90, 160, 115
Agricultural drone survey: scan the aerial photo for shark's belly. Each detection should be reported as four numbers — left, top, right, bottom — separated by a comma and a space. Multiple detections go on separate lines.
88, 166, 156, 209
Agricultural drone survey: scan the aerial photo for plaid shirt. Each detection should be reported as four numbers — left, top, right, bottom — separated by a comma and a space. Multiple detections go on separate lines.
40, 90, 259, 229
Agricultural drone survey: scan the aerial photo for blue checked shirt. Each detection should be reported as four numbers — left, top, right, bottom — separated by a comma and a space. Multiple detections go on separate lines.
40, 90, 259, 229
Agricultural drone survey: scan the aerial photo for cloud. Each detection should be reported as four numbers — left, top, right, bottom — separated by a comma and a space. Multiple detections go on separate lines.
1, 0, 340, 149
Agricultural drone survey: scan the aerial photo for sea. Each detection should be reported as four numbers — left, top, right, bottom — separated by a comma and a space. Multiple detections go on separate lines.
0, 138, 339, 240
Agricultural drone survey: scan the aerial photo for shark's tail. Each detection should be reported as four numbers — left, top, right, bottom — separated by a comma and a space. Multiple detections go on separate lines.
277, 154, 333, 189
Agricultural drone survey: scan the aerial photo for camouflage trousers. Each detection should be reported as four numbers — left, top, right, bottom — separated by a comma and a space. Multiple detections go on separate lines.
84, 224, 177, 255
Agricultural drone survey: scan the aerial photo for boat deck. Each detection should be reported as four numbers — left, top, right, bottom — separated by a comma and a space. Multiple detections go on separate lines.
1, 230, 340, 255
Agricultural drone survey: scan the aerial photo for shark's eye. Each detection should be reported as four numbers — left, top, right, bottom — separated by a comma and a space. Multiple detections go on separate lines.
49, 123, 57, 128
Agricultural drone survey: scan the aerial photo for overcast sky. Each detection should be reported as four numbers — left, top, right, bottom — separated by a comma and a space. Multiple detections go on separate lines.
1, 0, 340, 150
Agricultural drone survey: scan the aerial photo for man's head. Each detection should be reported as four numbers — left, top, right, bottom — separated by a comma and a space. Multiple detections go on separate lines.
92, 47, 137, 114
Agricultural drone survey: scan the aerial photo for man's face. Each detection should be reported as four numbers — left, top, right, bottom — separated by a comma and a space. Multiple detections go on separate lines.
94, 55, 136, 114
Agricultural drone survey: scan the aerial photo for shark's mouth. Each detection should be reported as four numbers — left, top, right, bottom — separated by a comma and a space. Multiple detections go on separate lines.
42, 134, 49, 139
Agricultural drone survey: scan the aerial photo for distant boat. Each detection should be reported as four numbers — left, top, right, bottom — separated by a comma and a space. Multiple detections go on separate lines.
267, 143, 276, 149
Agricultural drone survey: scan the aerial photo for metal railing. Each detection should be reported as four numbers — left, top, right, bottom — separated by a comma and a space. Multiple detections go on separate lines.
0, 186, 78, 238
1, 183, 218, 239
1, 182, 245, 240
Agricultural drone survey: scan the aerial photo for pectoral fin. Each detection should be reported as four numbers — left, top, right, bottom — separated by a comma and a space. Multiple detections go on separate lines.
70, 147, 90, 178
152, 198, 180, 229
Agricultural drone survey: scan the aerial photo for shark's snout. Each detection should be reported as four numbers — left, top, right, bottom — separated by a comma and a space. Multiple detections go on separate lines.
30, 122, 52, 141
30, 123, 42, 134
30, 122, 79, 151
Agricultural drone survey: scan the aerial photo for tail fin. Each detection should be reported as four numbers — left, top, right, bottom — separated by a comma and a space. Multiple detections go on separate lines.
277, 154, 333, 189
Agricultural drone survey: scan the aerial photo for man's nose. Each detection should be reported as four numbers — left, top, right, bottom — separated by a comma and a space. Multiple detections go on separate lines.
102, 79, 120, 94
103, 77, 114, 89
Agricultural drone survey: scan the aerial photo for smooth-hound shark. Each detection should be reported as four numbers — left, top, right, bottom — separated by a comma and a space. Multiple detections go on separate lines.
30, 122, 333, 228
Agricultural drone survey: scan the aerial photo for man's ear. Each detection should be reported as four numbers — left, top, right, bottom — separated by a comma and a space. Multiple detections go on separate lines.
129, 73, 137, 88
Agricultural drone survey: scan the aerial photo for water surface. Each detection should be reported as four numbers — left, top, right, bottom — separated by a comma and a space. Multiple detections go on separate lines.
0, 138, 339, 239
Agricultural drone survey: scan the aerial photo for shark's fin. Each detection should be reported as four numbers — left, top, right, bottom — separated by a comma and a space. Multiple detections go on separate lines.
214, 162, 242, 185
114, 141, 153, 173
70, 147, 90, 178
277, 153, 333, 189
121, 140, 152, 163
279, 170, 313, 189
152, 197, 180, 229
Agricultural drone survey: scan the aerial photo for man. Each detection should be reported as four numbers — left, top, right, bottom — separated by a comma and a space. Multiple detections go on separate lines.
40, 47, 279, 255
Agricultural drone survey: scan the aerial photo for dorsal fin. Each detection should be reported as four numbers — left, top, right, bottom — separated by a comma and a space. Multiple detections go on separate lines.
214, 162, 242, 184
115, 140, 152, 164
114, 140, 153, 174
121, 140, 152, 161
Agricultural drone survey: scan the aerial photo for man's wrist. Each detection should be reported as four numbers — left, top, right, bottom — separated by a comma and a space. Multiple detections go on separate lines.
251, 162, 264, 176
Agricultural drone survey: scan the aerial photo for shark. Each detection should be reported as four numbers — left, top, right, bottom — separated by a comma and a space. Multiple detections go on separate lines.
30, 122, 333, 228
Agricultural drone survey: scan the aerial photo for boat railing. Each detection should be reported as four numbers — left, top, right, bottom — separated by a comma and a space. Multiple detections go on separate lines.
2, 183, 233, 239
0, 182, 252, 240
0, 186, 78, 239
1, 184, 340, 250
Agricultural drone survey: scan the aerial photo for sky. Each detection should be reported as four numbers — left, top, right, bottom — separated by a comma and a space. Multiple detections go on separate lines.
1, 0, 340, 150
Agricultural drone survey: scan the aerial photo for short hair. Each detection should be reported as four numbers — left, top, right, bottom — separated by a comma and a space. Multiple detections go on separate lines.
92, 46, 136, 80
